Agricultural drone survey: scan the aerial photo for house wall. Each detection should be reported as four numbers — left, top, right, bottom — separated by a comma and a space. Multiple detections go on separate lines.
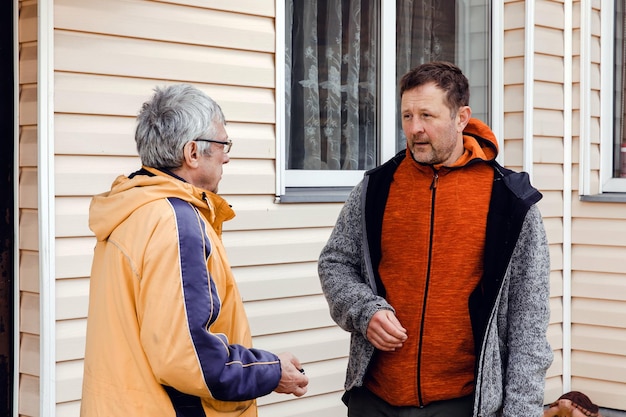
569, 0, 626, 408
571, 0, 626, 410
18, 1, 43, 416
14, 0, 626, 416
501, 0, 626, 410
501, 0, 569, 403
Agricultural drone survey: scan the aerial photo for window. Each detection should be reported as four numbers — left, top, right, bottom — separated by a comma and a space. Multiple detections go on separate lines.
278, 0, 491, 201
596, 0, 626, 195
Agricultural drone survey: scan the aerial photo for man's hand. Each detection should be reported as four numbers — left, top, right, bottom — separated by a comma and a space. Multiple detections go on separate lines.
366, 310, 408, 351
274, 352, 309, 397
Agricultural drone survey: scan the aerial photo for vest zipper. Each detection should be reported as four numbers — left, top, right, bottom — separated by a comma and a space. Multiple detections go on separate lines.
416, 169, 439, 406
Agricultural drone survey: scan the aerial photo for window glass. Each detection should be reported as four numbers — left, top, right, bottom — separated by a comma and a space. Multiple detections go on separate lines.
395, 0, 490, 151
283, 0, 490, 189
285, 0, 379, 171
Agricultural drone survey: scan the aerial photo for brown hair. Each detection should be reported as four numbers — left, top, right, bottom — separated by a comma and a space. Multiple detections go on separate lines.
399, 61, 470, 115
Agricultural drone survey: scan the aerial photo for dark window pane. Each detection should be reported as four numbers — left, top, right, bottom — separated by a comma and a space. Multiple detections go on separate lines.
285, 0, 379, 170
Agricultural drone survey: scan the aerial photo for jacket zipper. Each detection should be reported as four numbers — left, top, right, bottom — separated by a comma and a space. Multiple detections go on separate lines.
416, 169, 439, 406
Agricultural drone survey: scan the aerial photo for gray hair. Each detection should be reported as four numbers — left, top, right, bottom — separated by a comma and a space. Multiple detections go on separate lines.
135, 84, 226, 168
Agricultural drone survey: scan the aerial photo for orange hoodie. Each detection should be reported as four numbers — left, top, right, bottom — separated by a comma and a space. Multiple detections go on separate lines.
365, 118, 498, 406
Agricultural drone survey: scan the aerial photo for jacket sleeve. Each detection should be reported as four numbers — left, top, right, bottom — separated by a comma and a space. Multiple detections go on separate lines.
138, 198, 281, 402
318, 181, 394, 337
502, 205, 554, 417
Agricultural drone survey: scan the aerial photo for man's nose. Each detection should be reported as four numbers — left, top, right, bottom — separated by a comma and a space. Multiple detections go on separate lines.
407, 119, 424, 134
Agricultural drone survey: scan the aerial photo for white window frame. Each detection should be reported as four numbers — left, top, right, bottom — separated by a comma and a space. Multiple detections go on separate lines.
275, 1, 503, 200
275, 1, 397, 198
596, 0, 626, 193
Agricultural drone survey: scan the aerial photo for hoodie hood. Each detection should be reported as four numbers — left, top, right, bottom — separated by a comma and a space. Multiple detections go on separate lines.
89, 166, 235, 241
453, 117, 499, 166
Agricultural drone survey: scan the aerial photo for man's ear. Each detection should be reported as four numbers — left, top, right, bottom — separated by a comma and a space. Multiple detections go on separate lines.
182, 141, 201, 168
457, 105, 472, 132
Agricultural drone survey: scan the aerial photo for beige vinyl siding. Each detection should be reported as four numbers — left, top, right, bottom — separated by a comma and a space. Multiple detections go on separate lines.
18, 1, 41, 416
570, 221, 626, 409
503, 0, 567, 403
571, 0, 626, 410
575, 0, 603, 196
533, 0, 569, 399
55, 0, 275, 52
502, 0, 524, 172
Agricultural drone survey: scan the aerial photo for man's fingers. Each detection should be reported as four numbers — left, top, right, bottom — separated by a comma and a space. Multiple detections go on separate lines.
381, 313, 408, 340
367, 310, 408, 350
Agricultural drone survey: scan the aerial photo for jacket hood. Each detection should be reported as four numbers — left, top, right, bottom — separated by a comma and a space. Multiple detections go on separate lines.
455, 117, 499, 166
89, 166, 235, 241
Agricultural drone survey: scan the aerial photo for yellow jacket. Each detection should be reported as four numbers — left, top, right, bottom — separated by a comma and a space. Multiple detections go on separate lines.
81, 166, 280, 417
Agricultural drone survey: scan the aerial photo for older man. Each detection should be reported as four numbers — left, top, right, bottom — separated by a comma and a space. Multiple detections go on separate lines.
81, 84, 308, 417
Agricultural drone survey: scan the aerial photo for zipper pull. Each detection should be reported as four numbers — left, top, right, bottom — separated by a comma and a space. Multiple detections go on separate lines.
430, 172, 439, 190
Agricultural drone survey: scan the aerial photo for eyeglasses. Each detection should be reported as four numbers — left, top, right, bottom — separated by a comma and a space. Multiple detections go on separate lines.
194, 138, 232, 154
